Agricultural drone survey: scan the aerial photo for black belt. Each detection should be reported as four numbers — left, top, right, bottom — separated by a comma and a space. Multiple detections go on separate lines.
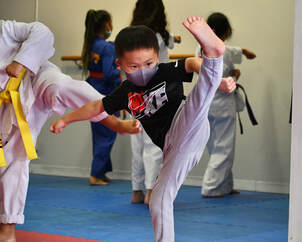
236, 83, 258, 134
289, 94, 292, 124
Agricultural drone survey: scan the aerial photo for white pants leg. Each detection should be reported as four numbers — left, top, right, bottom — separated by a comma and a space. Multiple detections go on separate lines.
142, 130, 162, 190
202, 111, 236, 196
0, 128, 30, 224
131, 130, 145, 191
131, 127, 162, 191
149, 56, 223, 242
0, 65, 106, 224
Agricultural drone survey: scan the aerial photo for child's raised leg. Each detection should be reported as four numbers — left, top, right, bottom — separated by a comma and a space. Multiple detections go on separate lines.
149, 17, 224, 242
182, 16, 225, 58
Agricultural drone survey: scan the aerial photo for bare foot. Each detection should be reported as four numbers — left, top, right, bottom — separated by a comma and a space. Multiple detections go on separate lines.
202, 189, 240, 198
119, 119, 141, 135
230, 189, 240, 194
131, 190, 145, 204
102, 174, 112, 183
144, 189, 152, 206
183, 16, 225, 58
0, 224, 16, 242
202, 193, 224, 198
89, 176, 109, 186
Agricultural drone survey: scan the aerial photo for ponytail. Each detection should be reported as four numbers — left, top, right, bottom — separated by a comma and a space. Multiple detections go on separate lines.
82, 9, 111, 75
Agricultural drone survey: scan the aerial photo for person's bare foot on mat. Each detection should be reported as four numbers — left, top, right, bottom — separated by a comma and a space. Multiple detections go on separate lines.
89, 176, 109, 186
0, 224, 16, 242
202, 193, 224, 198
230, 189, 240, 194
131, 190, 145, 203
102, 175, 112, 183
202, 189, 240, 198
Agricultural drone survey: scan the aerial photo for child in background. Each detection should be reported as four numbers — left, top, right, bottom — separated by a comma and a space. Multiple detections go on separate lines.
131, 0, 181, 63
50, 16, 233, 242
129, 0, 181, 205
82, 10, 121, 186
0, 20, 140, 242
200, 12, 256, 198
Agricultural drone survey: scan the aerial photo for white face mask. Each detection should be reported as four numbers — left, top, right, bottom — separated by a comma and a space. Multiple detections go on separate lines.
125, 64, 159, 87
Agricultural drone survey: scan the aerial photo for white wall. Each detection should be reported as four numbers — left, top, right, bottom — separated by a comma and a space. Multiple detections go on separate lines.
0, 0, 36, 22
289, 0, 302, 240
1, 0, 293, 193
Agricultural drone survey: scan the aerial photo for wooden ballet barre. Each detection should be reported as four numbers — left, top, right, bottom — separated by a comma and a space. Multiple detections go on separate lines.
61, 54, 194, 69
61, 54, 195, 62
169, 54, 194, 59
61, 56, 82, 68
61, 56, 82, 61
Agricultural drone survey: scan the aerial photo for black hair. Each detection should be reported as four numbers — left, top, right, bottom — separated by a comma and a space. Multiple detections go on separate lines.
114, 25, 159, 58
130, 0, 170, 46
81, 9, 111, 75
207, 12, 232, 40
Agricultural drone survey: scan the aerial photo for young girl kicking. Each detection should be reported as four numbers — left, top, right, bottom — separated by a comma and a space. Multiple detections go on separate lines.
0, 20, 140, 242
51, 16, 233, 242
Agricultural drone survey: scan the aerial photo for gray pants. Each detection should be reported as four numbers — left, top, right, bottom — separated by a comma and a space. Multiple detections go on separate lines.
202, 97, 236, 196
149, 55, 223, 242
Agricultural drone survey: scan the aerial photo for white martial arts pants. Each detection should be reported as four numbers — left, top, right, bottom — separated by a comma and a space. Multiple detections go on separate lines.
131, 126, 162, 191
202, 92, 237, 196
149, 56, 223, 242
0, 63, 106, 224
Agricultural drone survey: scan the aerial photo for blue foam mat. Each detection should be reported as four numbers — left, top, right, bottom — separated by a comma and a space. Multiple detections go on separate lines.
16, 174, 289, 242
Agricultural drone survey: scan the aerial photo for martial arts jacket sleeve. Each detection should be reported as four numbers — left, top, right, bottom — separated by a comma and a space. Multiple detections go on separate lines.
2, 20, 55, 74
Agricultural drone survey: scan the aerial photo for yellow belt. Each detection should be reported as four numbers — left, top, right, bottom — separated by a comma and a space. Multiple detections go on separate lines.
0, 68, 38, 167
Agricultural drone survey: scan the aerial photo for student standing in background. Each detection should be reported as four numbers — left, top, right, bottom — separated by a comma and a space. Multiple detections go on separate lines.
82, 10, 121, 186
129, 0, 181, 205
200, 12, 256, 198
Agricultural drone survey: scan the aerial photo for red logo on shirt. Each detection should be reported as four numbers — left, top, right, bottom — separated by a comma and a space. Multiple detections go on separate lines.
128, 91, 146, 117
127, 82, 168, 119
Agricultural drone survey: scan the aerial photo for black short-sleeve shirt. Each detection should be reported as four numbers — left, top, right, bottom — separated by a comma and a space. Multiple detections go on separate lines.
103, 59, 193, 149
